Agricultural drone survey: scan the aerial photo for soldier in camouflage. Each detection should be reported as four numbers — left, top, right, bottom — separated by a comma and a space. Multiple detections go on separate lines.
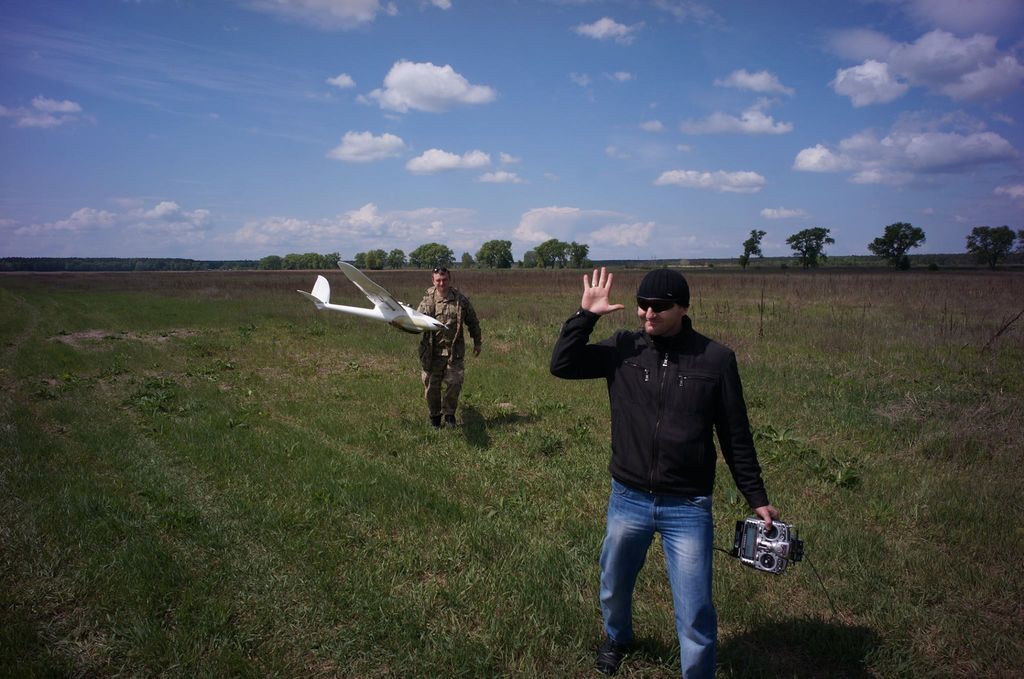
416, 267, 482, 428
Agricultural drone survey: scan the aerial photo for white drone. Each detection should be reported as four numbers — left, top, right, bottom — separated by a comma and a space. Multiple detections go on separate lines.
297, 262, 447, 334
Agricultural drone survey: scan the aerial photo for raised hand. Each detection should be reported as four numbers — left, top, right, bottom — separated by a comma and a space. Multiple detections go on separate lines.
581, 267, 625, 316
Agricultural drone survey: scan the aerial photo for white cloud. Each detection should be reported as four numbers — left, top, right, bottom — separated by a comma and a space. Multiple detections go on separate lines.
715, 69, 794, 95
607, 71, 634, 82
793, 144, 855, 172
514, 206, 624, 243
1, 96, 86, 128
830, 28, 898, 61
995, 184, 1024, 199
652, 0, 721, 24
15, 201, 209, 244
640, 120, 665, 132
761, 207, 808, 219
892, 31, 1024, 100
327, 130, 405, 162
940, 55, 1024, 100
605, 145, 630, 159
243, 0, 386, 30
31, 96, 82, 114
499, 152, 521, 164
573, 17, 643, 45
899, 0, 1023, 36
590, 221, 653, 247
15, 207, 116, 235
892, 131, 1015, 171
346, 202, 387, 229
477, 171, 524, 184
227, 203, 477, 248
570, 72, 592, 87
406, 148, 490, 174
830, 28, 1024, 104
654, 170, 766, 193
680, 103, 792, 135
326, 72, 355, 89
143, 201, 185, 219
431, 0, 452, 9
110, 197, 145, 210
366, 60, 496, 113
793, 119, 1019, 184
832, 60, 909, 106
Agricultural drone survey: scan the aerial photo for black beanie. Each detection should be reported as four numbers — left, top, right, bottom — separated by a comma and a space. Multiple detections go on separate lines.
636, 268, 690, 306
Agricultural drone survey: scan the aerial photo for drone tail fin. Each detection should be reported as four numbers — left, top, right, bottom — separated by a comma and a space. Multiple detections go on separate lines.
297, 275, 331, 309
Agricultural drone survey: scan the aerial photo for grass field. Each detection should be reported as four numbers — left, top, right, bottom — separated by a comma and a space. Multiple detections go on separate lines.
2, 268, 1022, 678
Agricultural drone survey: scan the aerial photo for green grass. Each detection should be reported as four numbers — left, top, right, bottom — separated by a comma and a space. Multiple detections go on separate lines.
2, 269, 1022, 677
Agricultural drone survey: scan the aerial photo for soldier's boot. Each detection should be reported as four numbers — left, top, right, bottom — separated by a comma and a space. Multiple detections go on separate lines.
430, 415, 442, 428
443, 414, 457, 428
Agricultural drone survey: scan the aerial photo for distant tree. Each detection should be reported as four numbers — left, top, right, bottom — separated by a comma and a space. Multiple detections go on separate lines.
259, 255, 282, 270
386, 248, 406, 269
535, 238, 570, 268
409, 242, 455, 269
353, 252, 367, 268
460, 251, 475, 268
364, 249, 386, 270
966, 225, 1016, 269
522, 250, 539, 268
567, 241, 590, 268
786, 227, 835, 268
867, 222, 925, 269
476, 239, 514, 268
1016, 229, 1024, 253
281, 252, 332, 269
739, 229, 766, 269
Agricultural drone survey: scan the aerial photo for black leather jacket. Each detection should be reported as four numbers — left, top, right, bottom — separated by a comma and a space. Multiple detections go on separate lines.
550, 309, 769, 508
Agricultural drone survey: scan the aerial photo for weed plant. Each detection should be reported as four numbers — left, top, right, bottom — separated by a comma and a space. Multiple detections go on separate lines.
2, 269, 1022, 677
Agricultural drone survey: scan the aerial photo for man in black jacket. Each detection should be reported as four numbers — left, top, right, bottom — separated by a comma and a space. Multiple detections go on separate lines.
550, 267, 778, 678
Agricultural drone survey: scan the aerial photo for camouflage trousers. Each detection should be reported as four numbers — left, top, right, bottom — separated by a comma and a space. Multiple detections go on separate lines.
421, 358, 465, 417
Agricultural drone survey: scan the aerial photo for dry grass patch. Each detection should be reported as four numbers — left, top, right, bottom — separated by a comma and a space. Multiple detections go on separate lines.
51, 328, 198, 349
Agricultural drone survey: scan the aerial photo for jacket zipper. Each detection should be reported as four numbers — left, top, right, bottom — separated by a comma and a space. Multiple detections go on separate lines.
648, 352, 670, 491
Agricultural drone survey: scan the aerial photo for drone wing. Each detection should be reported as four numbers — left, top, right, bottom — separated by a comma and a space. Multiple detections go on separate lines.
337, 261, 402, 313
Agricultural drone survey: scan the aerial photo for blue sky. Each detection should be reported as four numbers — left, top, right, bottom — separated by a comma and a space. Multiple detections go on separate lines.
1, 0, 1022, 261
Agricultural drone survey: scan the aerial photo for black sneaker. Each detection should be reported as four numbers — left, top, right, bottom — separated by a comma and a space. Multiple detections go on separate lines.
443, 414, 457, 427
596, 638, 631, 675
430, 415, 442, 428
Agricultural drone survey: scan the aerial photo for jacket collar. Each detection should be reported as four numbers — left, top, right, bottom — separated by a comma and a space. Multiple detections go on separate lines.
644, 315, 693, 351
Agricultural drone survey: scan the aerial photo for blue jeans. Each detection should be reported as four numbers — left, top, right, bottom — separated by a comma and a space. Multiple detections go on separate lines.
600, 478, 716, 678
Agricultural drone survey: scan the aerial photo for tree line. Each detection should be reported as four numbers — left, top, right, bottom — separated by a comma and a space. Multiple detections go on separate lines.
336, 238, 592, 270
0, 257, 259, 272
258, 252, 340, 270
739, 224, 1024, 270
4, 227, 1019, 273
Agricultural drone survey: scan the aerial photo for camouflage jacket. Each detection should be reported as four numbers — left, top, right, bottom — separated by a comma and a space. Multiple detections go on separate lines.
417, 286, 481, 370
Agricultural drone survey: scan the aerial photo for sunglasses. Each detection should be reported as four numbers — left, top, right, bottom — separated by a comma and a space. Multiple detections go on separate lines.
636, 298, 676, 313
432, 267, 450, 274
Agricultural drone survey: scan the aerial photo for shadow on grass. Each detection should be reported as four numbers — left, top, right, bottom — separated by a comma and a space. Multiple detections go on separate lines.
718, 617, 880, 678
608, 618, 879, 677
461, 405, 536, 449
1, 602, 74, 677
